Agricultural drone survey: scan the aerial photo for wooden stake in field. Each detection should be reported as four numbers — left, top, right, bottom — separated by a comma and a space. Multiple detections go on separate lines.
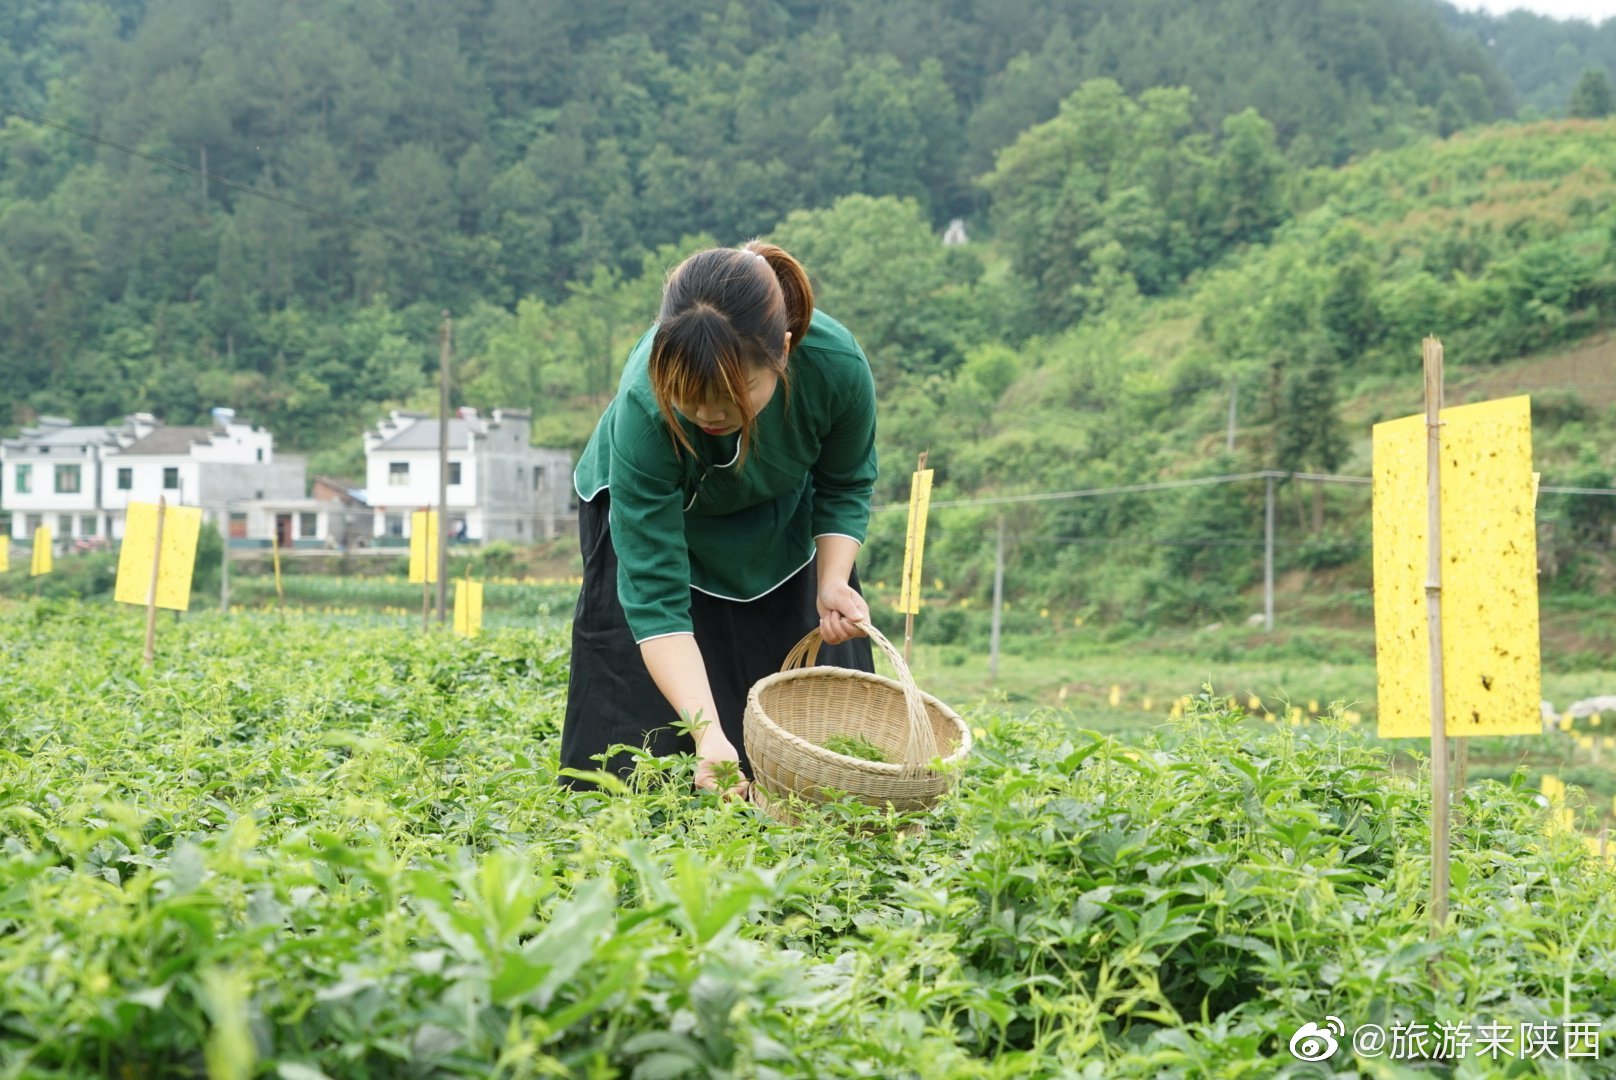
1422, 337, 1450, 936
409, 507, 439, 632
1371, 337, 1541, 942
896, 451, 934, 665
143, 497, 169, 668
270, 529, 285, 610
114, 499, 202, 668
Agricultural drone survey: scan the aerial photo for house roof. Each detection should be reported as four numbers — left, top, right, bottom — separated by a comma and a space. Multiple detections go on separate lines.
121, 426, 223, 456
371, 417, 484, 452
3, 424, 119, 451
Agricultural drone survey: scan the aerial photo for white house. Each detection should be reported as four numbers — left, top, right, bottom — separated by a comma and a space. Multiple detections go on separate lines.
99, 409, 305, 540
1, 410, 306, 549
364, 408, 573, 544
1, 414, 157, 547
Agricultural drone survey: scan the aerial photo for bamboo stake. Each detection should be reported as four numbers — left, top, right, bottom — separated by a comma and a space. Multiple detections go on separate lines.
902, 450, 928, 666
422, 505, 432, 634
1424, 336, 1450, 938
271, 529, 285, 611
144, 497, 167, 668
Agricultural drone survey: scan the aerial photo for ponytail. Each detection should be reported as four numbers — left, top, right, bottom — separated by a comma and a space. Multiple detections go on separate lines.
743, 240, 814, 353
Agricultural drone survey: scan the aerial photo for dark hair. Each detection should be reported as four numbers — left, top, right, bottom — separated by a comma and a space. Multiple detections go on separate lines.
647, 240, 813, 462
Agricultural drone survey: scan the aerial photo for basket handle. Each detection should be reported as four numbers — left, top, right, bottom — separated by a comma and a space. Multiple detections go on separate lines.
779, 620, 940, 775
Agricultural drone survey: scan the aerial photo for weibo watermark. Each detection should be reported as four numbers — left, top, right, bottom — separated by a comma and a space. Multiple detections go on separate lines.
1289, 1017, 1603, 1062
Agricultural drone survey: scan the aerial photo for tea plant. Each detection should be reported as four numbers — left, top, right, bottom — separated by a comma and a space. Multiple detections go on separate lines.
0, 601, 1611, 1077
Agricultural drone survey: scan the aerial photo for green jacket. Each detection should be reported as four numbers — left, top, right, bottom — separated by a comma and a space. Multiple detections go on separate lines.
573, 311, 878, 642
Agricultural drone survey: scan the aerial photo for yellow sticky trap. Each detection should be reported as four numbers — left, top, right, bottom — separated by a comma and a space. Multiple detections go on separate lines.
0, 537, 9, 573
409, 510, 440, 584
1308, 699, 1320, 714
1248, 695, 1262, 711
1142, 696, 1153, 712
114, 503, 202, 611
453, 580, 483, 638
1372, 396, 1541, 739
896, 469, 934, 615
1593, 714, 1603, 727
1109, 685, 1121, 707
31, 527, 52, 576
1560, 715, 1574, 732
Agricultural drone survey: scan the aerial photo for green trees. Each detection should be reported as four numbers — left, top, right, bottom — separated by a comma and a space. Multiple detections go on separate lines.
983, 83, 1292, 330
771, 195, 978, 387
0, 0, 1599, 474
1569, 69, 1615, 118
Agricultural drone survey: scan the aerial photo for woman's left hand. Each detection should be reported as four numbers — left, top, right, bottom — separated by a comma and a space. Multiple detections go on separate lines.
816, 580, 870, 645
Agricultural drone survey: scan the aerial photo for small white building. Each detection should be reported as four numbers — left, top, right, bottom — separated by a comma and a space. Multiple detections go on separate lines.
1, 410, 306, 549
1, 414, 157, 547
101, 410, 305, 540
364, 408, 572, 544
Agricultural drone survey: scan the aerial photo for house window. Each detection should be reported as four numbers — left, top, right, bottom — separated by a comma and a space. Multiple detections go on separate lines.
256, 448, 264, 462
389, 462, 409, 485
58, 514, 71, 537
55, 464, 81, 494
117, 467, 133, 491
25, 514, 42, 534
386, 513, 404, 537
299, 512, 318, 538
229, 512, 248, 539
15, 464, 30, 494
534, 466, 546, 491
448, 462, 462, 485
80, 515, 98, 537
162, 466, 179, 489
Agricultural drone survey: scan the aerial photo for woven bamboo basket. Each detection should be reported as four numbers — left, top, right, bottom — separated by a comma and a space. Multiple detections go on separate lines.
744, 619, 971, 821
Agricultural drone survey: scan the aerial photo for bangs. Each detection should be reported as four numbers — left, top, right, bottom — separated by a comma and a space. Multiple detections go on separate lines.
651, 336, 751, 420
647, 317, 760, 463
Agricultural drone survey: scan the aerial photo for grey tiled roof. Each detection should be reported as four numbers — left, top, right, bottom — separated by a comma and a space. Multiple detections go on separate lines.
121, 426, 223, 456
371, 417, 482, 451
3, 425, 119, 450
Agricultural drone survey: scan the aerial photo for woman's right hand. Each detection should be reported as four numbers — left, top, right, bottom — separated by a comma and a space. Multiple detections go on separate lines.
694, 726, 750, 800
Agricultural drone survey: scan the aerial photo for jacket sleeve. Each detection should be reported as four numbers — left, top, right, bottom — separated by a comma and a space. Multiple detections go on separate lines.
607, 399, 694, 641
809, 348, 878, 543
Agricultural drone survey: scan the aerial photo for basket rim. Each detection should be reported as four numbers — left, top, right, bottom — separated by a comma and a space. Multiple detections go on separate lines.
745, 666, 973, 776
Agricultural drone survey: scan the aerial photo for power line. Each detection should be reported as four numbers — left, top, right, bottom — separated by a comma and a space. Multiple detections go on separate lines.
872, 469, 1616, 513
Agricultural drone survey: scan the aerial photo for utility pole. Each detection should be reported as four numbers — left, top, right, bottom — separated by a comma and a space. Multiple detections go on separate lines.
436, 311, 452, 624
989, 516, 1005, 681
1264, 473, 1276, 633
1226, 378, 1238, 453
219, 509, 230, 613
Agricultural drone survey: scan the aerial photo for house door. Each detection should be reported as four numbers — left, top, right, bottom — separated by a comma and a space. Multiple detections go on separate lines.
275, 514, 293, 547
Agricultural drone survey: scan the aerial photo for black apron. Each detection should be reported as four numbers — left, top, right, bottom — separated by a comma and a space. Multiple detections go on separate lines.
559, 491, 875, 787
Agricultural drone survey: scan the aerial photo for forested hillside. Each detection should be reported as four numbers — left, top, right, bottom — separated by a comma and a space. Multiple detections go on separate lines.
3, 0, 1615, 624
3, 0, 1514, 447
1431, 1, 1616, 118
